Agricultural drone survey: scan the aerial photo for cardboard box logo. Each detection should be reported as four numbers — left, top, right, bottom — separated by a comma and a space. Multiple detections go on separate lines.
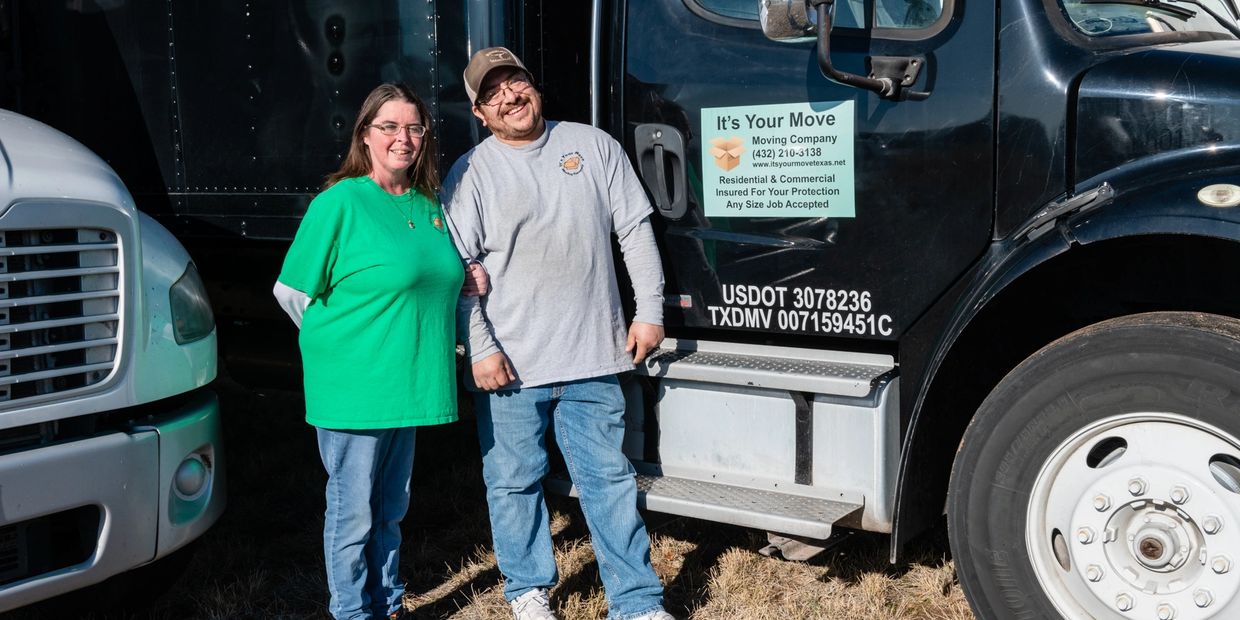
709, 137, 745, 172
559, 151, 585, 176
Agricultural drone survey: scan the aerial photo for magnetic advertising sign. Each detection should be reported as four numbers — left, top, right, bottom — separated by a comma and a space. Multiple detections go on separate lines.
701, 101, 856, 218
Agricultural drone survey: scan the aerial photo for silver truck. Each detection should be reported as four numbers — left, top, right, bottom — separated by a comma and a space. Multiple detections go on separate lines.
0, 109, 224, 611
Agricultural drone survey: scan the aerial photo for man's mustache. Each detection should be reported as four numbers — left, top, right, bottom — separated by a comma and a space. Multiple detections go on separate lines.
497, 94, 531, 113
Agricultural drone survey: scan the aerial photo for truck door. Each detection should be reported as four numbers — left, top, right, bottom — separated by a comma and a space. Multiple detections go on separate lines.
619, 0, 995, 342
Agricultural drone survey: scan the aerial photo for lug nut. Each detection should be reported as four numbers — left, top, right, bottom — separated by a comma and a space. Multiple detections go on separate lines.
1194, 589, 1214, 608
1094, 494, 1112, 511
1170, 486, 1190, 504
1211, 555, 1232, 574
1078, 527, 1096, 544
1086, 565, 1104, 582
1203, 516, 1223, 535
1116, 593, 1134, 612
1129, 477, 1148, 496
1156, 603, 1176, 619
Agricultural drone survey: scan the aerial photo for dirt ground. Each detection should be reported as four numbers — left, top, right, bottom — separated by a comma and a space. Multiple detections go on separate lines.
8, 377, 974, 620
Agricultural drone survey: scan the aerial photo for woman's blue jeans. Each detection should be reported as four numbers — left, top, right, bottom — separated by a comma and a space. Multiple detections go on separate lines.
316, 426, 417, 620
474, 375, 665, 619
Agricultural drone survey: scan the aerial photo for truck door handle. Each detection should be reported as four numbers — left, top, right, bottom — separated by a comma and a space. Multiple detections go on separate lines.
635, 124, 688, 219
653, 144, 673, 211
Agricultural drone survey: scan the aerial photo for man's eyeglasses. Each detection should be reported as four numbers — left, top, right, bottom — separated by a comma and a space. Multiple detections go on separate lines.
368, 123, 427, 137
476, 75, 533, 107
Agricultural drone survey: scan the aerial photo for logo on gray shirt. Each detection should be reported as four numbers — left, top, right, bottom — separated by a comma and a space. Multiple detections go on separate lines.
559, 152, 585, 175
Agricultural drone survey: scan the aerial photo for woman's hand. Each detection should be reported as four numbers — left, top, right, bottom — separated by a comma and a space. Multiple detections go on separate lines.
461, 261, 489, 297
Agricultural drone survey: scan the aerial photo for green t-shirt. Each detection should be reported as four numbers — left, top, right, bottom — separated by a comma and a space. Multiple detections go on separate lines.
278, 177, 463, 429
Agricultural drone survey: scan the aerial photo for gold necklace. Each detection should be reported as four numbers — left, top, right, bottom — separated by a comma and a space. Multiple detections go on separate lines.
383, 188, 415, 228
369, 175, 416, 228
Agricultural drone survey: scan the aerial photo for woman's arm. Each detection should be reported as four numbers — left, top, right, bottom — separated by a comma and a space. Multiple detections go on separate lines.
272, 281, 311, 328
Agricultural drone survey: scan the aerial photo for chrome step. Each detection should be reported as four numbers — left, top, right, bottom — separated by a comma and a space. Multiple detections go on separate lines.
546, 472, 862, 540
636, 339, 893, 397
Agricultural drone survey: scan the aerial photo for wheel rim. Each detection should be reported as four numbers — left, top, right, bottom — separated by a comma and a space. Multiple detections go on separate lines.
1027, 412, 1240, 619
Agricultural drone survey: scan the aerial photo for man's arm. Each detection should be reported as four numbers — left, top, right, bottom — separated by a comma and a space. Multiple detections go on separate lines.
617, 216, 665, 363
442, 159, 514, 390
457, 294, 514, 389
599, 130, 666, 364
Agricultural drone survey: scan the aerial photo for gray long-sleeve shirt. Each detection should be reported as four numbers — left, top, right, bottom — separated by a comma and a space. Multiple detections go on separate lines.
441, 120, 665, 389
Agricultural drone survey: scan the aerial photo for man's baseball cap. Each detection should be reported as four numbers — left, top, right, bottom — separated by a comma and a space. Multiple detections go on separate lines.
464, 47, 530, 104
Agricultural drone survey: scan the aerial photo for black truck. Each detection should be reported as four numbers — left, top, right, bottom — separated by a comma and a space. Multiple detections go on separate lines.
4, 0, 1240, 617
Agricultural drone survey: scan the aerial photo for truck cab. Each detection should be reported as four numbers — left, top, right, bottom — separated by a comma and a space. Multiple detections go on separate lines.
0, 110, 224, 611
580, 0, 1240, 617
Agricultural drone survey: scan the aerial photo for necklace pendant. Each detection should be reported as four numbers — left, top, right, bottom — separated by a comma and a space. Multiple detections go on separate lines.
407, 220, 415, 229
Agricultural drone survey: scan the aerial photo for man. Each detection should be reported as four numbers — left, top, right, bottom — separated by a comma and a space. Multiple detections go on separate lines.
441, 47, 673, 620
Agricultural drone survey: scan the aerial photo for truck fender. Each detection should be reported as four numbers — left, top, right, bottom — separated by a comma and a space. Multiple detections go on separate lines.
892, 164, 1240, 559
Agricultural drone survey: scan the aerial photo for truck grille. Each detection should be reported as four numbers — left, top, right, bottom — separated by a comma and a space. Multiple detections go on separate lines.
0, 523, 24, 583
0, 228, 120, 403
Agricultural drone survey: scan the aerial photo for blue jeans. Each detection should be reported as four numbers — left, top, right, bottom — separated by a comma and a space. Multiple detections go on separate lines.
317, 426, 417, 620
475, 375, 664, 619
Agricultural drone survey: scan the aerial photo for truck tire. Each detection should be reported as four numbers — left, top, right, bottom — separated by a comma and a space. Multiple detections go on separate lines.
949, 312, 1240, 619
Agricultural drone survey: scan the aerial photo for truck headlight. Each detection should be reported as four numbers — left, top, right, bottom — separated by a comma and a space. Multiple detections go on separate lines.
170, 263, 215, 344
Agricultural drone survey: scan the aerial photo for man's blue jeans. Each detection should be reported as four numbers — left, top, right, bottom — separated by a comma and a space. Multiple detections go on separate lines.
317, 426, 417, 620
475, 375, 665, 619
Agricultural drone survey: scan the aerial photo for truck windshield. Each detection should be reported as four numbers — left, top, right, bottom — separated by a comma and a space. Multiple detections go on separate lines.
1061, 0, 1240, 37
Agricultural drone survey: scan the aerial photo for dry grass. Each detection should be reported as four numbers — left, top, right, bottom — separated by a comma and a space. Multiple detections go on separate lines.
8, 377, 975, 620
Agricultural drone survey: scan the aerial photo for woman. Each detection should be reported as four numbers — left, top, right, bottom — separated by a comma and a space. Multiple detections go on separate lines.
273, 83, 481, 620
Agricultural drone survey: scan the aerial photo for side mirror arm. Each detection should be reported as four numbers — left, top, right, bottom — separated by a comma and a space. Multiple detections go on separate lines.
809, 0, 931, 101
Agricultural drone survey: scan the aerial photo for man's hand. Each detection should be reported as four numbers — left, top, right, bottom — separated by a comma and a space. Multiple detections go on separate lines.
461, 261, 489, 297
472, 351, 515, 391
625, 321, 665, 364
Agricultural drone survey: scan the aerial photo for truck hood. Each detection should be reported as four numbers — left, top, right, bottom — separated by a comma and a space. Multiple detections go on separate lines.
0, 109, 137, 214
1074, 39, 1240, 183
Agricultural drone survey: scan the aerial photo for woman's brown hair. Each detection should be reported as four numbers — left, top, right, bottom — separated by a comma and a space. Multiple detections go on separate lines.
323, 83, 440, 195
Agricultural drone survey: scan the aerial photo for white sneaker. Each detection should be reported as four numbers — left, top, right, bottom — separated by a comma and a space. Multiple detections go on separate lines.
627, 609, 676, 620
510, 588, 558, 620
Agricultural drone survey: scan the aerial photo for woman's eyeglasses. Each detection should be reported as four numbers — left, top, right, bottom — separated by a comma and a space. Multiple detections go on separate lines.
368, 123, 427, 137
